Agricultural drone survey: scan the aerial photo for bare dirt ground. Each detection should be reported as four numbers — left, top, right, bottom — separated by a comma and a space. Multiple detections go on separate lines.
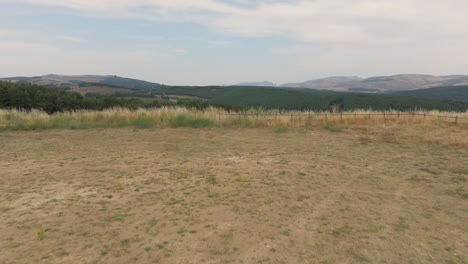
0, 127, 467, 264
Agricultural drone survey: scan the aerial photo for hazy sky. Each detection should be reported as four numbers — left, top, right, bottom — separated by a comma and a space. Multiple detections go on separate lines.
0, 0, 467, 85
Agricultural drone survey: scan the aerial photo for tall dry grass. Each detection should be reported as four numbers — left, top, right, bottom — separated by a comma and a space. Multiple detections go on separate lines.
0, 108, 467, 131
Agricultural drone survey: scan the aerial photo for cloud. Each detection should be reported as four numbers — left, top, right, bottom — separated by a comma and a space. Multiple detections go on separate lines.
1, 0, 467, 84
3, 0, 467, 45
0, 41, 162, 79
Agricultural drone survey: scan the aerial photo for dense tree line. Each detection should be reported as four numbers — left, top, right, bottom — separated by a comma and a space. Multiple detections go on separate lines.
148, 85, 468, 111
0, 82, 243, 113
2, 81, 467, 113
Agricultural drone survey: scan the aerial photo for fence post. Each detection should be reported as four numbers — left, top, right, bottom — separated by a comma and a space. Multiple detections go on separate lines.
384, 112, 386, 122
340, 113, 343, 121
424, 113, 426, 120
368, 113, 371, 120
290, 113, 293, 122
325, 113, 328, 121
455, 116, 458, 124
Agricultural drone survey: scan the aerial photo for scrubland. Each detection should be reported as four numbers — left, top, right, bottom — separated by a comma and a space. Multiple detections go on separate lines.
0, 108, 467, 263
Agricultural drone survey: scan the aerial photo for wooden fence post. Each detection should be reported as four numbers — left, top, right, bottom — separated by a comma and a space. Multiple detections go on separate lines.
290, 113, 293, 122
455, 116, 458, 124
340, 113, 343, 121
368, 113, 371, 120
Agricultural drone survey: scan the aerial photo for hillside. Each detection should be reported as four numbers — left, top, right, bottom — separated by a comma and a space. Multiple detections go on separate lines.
388, 86, 468, 102
233, 81, 277, 87
0, 74, 164, 90
282, 74, 468, 92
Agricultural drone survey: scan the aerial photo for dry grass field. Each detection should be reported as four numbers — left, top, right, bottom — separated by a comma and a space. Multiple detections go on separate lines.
0, 112, 467, 263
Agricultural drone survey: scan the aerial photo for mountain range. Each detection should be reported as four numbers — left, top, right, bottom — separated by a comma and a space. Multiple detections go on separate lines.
0, 74, 164, 90
2, 74, 468, 95
287, 74, 468, 92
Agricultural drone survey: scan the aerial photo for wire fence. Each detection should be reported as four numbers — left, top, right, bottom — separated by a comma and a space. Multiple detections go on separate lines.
217, 112, 468, 125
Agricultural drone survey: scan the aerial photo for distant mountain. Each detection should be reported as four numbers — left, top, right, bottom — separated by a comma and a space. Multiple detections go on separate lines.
0, 74, 164, 90
282, 76, 363, 91
388, 86, 468, 102
281, 74, 468, 92
233, 81, 276, 87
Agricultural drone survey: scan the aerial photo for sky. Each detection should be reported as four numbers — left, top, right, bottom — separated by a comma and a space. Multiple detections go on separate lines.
0, 0, 467, 85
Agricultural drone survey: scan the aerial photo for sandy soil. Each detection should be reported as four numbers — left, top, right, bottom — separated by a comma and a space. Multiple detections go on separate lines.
0, 127, 467, 264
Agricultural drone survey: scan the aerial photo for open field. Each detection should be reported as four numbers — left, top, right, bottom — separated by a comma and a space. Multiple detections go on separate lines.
0, 123, 467, 264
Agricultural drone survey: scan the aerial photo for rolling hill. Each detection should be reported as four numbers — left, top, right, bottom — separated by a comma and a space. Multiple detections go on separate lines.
0, 74, 164, 90
281, 74, 468, 92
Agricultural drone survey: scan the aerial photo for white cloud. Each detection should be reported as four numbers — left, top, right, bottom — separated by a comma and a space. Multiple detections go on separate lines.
1, 0, 467, 84
0, 41, 162, 79
3, 0, 468, 45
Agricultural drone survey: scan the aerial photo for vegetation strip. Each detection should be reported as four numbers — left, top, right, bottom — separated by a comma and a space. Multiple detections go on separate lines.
0, 108, 466, 131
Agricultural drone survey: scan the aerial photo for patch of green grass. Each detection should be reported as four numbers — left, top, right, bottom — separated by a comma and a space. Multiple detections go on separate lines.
280, 230, 291, 236
447, 256, 465, 264
322, 123, 343, 132
148, 218, 158, 227
176, 228, 186, 235
37, 228, 51, 241
275, 160, 289, 165
273, 125, 289, 134
104, 214, 128, 222
221, 230, 234, 243
168, 114, 215, 128
234, 176, 249, 182
207, 175, 218, 185
394, 217, 409, 231
207, 191, 219, 198
132, 117, 154, 128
